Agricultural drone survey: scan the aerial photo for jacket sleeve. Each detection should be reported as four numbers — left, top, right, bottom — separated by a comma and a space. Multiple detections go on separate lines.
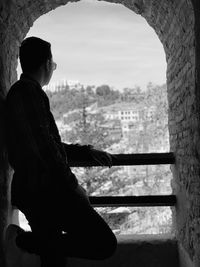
7, 84, 78, 189
62, 143, 94, 164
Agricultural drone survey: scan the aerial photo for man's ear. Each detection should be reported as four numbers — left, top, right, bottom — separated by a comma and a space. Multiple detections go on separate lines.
44, 60, 51, 71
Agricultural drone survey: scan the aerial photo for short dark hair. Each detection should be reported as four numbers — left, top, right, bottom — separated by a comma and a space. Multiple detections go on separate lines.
19, 36, 52, 73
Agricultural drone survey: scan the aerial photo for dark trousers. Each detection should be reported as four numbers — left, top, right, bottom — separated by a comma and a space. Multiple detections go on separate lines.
19, 185, 117, 266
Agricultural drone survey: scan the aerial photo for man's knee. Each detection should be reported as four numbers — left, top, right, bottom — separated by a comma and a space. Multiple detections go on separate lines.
97, 233, 117, 260
103, 235, 117, 259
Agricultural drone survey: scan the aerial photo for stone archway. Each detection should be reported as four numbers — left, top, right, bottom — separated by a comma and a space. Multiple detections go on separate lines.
0, 0, 199, 266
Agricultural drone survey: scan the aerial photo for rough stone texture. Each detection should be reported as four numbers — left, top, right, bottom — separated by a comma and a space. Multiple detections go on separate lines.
186, 1, 200, 266
0, 1, 16, 266
0, 0, 200, 266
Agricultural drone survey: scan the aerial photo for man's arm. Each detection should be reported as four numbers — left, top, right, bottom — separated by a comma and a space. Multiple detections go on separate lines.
62, 143, 93, 162
62, 143, 112, 167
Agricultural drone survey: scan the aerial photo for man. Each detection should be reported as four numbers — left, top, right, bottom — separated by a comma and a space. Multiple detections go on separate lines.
5, 37, 117, 267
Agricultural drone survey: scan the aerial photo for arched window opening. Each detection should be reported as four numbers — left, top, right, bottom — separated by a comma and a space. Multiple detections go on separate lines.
17, 0, 173, 235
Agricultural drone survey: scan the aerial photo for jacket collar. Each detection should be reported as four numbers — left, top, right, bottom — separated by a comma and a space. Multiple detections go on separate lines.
20, 73, 42, 90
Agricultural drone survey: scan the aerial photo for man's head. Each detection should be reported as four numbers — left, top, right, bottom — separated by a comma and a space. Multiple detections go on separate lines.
19, 36, 56, 85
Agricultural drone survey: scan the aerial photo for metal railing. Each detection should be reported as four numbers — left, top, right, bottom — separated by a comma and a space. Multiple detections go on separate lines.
69, 152, 176, 207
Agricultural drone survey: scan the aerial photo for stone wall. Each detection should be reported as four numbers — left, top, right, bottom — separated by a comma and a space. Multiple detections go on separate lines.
0, 1, 16, 266
108, 1, 197, 265
127, 1, 196, 263
188, 1, 200, 265
0, 0, 199, 266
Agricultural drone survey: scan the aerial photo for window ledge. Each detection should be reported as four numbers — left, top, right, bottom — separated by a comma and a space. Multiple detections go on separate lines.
69, 234, 179, 267
5, 230, 179, 267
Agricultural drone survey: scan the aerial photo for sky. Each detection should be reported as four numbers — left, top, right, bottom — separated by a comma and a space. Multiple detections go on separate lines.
17, 0, 167, 90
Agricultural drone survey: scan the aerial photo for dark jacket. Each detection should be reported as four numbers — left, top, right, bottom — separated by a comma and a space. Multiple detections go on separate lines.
5, 73, 92, 209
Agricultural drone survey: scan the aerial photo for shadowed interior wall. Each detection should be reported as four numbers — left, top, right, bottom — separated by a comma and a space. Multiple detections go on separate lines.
0, 1, 18, 266
188, 1, 200, 265
0, 0, 199, 266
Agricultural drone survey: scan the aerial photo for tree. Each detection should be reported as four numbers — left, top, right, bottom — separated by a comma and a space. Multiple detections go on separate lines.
96, 85, 111, 97
95, 85, 120, 107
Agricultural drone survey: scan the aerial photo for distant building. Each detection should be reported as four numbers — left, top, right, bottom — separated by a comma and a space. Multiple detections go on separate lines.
98, 103, 140, 122
97, 103, 143, 139
101, 119, 122, 141
44, 79, 68, 92
44, 78, 87, 92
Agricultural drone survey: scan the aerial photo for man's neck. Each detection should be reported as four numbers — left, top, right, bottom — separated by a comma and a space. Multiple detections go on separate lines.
23, 72, 45, 87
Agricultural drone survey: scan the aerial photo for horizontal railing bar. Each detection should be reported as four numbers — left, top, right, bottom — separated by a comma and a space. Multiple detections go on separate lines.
89, 195, 176, 207
69, 152, 175, 167
69, 153, 176, 208
112, 152, 175, 166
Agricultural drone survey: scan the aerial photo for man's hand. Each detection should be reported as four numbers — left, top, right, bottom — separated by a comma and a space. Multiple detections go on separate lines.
89, 148, 112, 167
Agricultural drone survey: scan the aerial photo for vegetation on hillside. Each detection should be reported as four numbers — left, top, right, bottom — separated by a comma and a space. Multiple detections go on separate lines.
46, 82, 172, 234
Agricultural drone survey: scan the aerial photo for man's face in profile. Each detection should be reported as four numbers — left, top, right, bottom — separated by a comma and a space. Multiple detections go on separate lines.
44, 57, 57, 85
